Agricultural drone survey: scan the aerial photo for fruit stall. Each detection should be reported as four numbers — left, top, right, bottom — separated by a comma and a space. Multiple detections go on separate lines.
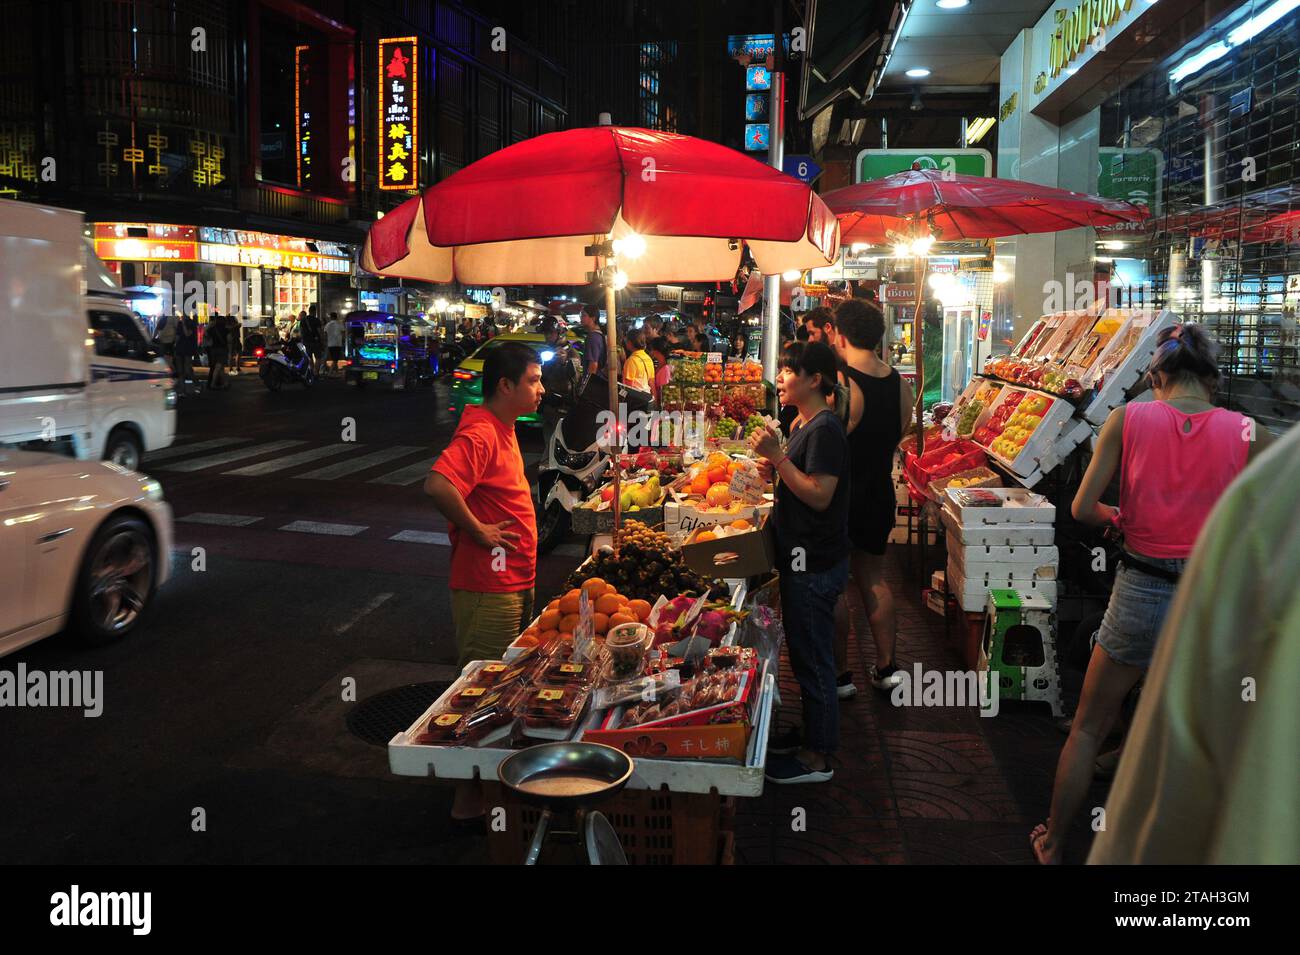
389, 516, 780, 864
893, 305, 1180, 690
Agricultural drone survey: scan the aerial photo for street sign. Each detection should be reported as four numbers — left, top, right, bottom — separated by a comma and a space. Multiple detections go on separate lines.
783, 155, 822, 183
856, 148, 991, 183
1098, 147, 1163, 216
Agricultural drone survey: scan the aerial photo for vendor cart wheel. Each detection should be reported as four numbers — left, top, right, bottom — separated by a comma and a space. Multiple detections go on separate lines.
536, 499, 570, 556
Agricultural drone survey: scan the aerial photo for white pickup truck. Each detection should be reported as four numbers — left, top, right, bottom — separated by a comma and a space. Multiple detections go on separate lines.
0, 198, 176, 469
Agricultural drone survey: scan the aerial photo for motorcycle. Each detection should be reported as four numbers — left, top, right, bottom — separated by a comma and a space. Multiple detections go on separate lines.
535, 372, 655, 555
257, 336, 317, 391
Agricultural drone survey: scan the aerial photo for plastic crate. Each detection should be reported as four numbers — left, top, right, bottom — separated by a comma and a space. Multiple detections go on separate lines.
480, 782, 735, 865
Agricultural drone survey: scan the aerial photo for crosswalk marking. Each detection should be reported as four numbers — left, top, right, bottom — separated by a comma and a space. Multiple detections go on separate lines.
388, 529, 451, 545
144, 437, 252, 462
367, 455, 438, 486
176, 512, 264, 527
295, 445, 425, 481
224, 443, 364, 476
279, 520, 369, 536
157, 440, 307, 472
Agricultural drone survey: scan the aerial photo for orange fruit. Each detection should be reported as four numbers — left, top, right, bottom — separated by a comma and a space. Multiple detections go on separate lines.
539, 629, 560, 646
546, 599, 560, 612
730, 518, 752, 530
559, 613, 581, 634
558, 631, 574, 643
515, 634, 539, 648
595, 593, 622, 616
628, 599, 652, 621
706, 483, 732, 507
593, 612, 610, 634
608, 612, 637, 628
581, 577, 607, 597
602, 583, 617, 596
695, 530, 717, 543
538, 609, 562, 631
559, 590, 582, 614
691, 475, 711, 496
708, 466, 728, 484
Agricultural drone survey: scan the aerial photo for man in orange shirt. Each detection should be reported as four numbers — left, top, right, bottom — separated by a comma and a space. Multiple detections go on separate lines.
426, 341, 544, 667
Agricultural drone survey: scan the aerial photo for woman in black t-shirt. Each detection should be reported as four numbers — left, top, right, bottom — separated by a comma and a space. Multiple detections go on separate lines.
749, 341, 850, 785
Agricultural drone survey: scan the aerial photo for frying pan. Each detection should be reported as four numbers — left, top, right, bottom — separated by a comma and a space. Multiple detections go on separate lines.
498, 742, 634, 864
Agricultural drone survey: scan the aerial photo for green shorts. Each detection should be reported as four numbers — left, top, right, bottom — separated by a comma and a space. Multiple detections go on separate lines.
450, 587, 535, 669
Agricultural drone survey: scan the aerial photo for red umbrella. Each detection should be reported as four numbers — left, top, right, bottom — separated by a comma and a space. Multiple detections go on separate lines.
822, 166, 1148, 454
825, 166, 1149, 245
362, 126, 839, 285
363, 126, 840, 536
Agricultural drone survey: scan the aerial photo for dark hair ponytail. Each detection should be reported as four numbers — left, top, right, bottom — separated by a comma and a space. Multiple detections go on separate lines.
1147, 323, 1220, 391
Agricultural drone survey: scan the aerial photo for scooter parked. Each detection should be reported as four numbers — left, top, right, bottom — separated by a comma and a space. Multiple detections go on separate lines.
257, 336, 317, 391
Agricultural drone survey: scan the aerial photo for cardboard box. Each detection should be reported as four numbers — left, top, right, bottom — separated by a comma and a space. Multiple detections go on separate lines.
663, 499, 772, 541
681, 511, 775, 578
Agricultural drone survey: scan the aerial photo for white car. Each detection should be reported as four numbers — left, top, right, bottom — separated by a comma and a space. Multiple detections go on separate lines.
0, 450, 172, 657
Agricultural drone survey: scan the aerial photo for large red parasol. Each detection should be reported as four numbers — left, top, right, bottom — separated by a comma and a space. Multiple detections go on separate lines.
362, 126, 839, 285
825, 167, 1149, 246
363, 126, 840, 536
822, 167, 1148, 453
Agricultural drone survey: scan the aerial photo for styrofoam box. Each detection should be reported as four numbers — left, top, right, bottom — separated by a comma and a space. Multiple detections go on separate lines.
947, 531, 1059, 568
949, 543, 1059, 581
388, 671, 776, 798
946, 560, 1059, 612
941, 514, 1055, 547
942, 486, 1056, 526
980, 386, 1076, 478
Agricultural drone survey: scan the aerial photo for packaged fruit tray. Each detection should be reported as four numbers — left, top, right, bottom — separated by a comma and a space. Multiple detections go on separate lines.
1080, 308, 1179, 424
927, 466, 1002, 501
971, 386, 1073, 478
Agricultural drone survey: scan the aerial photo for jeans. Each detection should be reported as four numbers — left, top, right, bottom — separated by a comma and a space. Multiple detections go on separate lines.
778, 557, 849, 755
1096, 553, 1187, 669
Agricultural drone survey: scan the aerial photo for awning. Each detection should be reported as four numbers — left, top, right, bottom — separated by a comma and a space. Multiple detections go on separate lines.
799, 0, 889, 120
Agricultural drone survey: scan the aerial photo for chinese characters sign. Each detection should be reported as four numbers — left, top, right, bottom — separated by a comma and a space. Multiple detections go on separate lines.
378, 37, 418, 191
295, 45, 313, 189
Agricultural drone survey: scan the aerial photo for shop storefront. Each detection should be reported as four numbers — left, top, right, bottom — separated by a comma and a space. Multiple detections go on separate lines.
996, 0, 1300, 429
94, 222, 355, 337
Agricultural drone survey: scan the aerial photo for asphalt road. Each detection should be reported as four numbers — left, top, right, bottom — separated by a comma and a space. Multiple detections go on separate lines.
0, 370, 586, 864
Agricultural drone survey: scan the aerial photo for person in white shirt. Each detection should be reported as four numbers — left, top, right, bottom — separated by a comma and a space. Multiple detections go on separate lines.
324, 312, 345, 378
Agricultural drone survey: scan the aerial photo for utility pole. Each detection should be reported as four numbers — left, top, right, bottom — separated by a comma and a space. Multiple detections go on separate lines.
761, 3, 786, 385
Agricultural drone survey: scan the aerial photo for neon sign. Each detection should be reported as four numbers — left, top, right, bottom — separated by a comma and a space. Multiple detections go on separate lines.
378, 37, 418, 191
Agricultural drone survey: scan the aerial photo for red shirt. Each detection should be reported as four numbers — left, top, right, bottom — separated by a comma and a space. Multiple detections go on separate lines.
430, 405, 537, 592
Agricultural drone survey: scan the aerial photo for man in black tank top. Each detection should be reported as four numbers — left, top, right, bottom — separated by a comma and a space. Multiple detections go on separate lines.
831, 300, 916, 696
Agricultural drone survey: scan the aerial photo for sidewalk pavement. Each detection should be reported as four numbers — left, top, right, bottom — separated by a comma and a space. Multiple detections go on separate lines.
735, 552, 1108, 865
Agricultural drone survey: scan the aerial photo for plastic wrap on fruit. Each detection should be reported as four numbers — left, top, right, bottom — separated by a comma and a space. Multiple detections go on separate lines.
1063, 379, 1084, 399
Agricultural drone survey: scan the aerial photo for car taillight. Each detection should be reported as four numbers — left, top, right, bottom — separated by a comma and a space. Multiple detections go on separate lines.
254, 347, 265, 357
453, 369, 476, 381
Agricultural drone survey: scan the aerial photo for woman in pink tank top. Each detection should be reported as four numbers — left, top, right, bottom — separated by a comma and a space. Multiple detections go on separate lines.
1031, 324, 1274, 864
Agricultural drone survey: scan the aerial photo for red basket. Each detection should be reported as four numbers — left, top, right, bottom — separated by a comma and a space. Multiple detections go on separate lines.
904, 440, 987, 500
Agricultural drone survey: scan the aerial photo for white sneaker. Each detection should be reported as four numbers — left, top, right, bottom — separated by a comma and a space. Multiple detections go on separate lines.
836, 673, 858, 699
870, 665, 905, 690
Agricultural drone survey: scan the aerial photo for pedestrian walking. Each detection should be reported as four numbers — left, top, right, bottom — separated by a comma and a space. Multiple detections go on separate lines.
154, 309, 178, 378
226, 307, 242, 375
205, 314, 229, 390
175, 311, 199, 393
324, 312, 345, 377
300, 306, 324, 375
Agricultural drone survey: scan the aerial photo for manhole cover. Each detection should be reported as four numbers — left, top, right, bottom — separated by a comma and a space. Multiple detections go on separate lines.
346, 682, 451, 746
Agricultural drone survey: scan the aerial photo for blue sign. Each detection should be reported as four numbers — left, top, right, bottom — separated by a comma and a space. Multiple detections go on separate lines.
783, 155, 822, 182
745, 65, 771, 91
727, 34, 791, 60
744, 124, 770, 151
745, 94, 769, 122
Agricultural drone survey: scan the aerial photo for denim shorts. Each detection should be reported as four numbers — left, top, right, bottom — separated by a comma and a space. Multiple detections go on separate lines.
1096, 554, 1187, 669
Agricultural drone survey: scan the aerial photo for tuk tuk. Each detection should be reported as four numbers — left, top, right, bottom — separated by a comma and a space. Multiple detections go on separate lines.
343, 311, 438, 389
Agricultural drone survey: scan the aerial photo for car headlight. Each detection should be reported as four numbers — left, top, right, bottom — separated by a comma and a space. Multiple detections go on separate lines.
140, 478, 164, 502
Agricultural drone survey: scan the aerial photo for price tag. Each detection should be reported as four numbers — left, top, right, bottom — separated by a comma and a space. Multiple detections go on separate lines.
574, 589, 596, 661
707, 352, 723, 363
727, 460, 767, 504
